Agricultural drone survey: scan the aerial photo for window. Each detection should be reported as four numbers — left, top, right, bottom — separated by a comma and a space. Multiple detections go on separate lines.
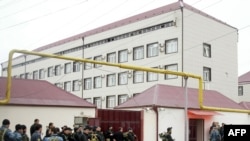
147, 42, 159, 57
203, 67, 211, 81
107, 95, 115, 108
133, 71, 144, 83
20, 74, 25, 79
133, 46, 144, 60
55, 83, 62, 88
94, 97, 102, 108
55, 65, 61, 76
107, 52, 116, 63
94, 56, 102, 68
238, 86, 243, 96
107, 74, 116, 87
165, 64, 178, 79
118, 72, 128, 85
84, 58, 92, 70
165, 39, 178, 54
39, 69, 45, 79
84, 78, 92, 90
64, 63, 71, 74
118, 94, 128, 105
48, 66, 54, 77
94, 76, 102, 88
118, 50, 128, 63
73, 80, 80, 91
203, 43, 211, 57
33, 71, 38, 80
73, 62, 80, 72
64, 81, 71, 92
147, 68, 158, 81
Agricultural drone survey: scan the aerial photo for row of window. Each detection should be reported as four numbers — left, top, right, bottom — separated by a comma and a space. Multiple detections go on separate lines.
84, 94, 139, 109
4, 21, 175, 70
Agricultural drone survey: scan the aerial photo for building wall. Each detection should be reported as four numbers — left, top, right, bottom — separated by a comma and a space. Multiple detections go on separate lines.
183, 8, 238, 101
0, 105, 96, 137
238, 83, 250, 101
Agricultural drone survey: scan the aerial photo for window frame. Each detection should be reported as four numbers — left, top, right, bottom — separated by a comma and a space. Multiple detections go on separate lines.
118, 72, 128, 85
107, 74, 116, 87
64, 81, 71, 92
94, 56, 102, 68
118, 49, 128, 63
107, 52, 116, 63
84, 58, 92, 70
164, 64, 178, 79
72, 80, 80, 91
147, 42, 159, 58
47, 66, 54, 77
64, 62, 71, 74
203, 67, 212, 82
54, 65, 61, 76
165, 38, 178, 54
133, 46, 144, 60
93, 97, 102, 109
73, 61, 80, 72
106, 95, 116, 108
33, 70, 38, 80
94, 76, 102, 89
118, 94, 128, 105
84, 77, 92, 90
238, 86, 243, 96
133, 71, 144, 83
203, 43, 211, 58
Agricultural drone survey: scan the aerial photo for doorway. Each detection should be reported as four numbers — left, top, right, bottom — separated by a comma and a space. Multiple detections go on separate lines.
189, 119, 204, 141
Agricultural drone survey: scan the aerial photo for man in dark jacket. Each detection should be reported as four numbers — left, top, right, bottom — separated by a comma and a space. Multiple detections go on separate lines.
31, 123, 42, 141
30, 119, 39, 137
113, 127, 124, 141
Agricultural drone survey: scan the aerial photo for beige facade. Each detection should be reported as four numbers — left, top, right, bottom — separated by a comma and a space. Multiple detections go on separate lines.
1, 2, 239, 108
0, 105, 96, 138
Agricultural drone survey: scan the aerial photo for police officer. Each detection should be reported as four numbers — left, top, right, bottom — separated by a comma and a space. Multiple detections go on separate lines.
0, 119, 16, 141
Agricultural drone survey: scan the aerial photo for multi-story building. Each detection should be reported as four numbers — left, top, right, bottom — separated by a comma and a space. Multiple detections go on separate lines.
1, 1, 239, 108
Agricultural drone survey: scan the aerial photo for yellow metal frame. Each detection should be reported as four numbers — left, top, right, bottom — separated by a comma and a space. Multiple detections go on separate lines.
1, 49, 250, 113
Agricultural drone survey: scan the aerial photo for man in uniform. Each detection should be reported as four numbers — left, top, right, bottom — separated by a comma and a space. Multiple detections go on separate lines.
0, 119, 15, 141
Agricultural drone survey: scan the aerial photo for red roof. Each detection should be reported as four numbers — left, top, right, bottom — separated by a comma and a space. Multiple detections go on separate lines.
239, 71, 250, 84
115, 84, 245, 110
0, 77, 96, 108
239, 101, 250, 109
7, 1, 235, 61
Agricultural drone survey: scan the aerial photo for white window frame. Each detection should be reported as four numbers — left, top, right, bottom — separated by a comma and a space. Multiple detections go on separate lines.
133, 71, 144, 83
64, 81, 71, 92
73, 62, 80, 72
55, 65, 61, 76
73, 80, 80, 91
94, 56, 102, 68
118, 50, 128, 63
203, 67, 211, 81
94, 97, 102, 109
133, 46, 144, 60
165, 39, 178, 54
64, 63, 71, 74
203, 43, 211, 57
107, 95, 115, 108
84, 58, 92, 70
118, 72, 128, 85
147, 69, 158, 82
94, 76, 102, 88
48, 66, 54, 77
147, 42, 159, 57
39, 69, 45, 79
107, 74, 116, 87
33, 70, 38, 80
118, 94, 128, 105
84, 78, 92, 90
165, 64, 178, 79
107, 52, 116, 63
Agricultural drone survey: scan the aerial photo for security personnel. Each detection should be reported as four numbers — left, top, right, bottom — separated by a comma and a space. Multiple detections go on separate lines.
0, 119, 15, 141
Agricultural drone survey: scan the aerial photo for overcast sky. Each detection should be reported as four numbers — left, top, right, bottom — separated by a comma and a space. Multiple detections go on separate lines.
0, 0, 250, 76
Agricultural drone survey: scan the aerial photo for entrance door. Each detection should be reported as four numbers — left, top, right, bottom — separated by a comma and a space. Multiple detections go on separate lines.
189, 119, 204, 141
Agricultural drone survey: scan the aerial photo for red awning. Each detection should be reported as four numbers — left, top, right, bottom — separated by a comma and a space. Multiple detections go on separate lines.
188, 110, 221, 116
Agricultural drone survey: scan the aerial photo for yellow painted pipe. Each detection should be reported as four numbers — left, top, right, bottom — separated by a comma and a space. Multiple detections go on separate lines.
1, 49, 250, 113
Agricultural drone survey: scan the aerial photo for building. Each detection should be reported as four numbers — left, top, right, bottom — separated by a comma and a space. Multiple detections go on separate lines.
238, 71, 250, 101
115, 84, 249, 141
0, 77, 96, 135
1, 1, 239, 109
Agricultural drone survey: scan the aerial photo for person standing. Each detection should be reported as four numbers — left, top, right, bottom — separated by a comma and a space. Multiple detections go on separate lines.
31, 124, 42, 141
113, 127, 124, 141
126, 128, 136, 141
210, 126, 221, 141
160, 127, 174, 141
14, 124, 23, 141
43, 127, 63, 141
104, 126, 114, 141
21, 125, 29, 141
0, 119, 15, 141
30, 119, 40, 137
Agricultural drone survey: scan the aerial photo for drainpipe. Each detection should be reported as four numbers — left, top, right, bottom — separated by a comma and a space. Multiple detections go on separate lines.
1, 63, 3, 76
81, 37, 85, 99
180, 0, 184, 87
152, 105, 159, 141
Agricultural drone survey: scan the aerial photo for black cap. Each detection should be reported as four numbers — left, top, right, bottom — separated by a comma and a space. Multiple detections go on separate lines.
167, 127, 172, 131
64, 127, 72, 131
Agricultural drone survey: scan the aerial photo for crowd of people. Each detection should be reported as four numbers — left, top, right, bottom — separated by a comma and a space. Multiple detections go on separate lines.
0, 119, 137, 141
209, 122, 225, 141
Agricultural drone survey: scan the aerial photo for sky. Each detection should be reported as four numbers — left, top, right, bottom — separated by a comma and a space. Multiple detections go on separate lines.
0, 0, 250, 76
